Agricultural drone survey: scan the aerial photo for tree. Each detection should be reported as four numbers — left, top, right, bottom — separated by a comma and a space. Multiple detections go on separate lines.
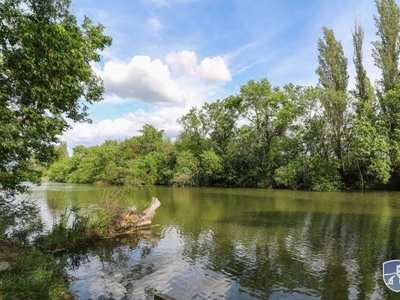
204, 98, 238, 155
372, 0, 400, 93
316, 27, 349, 93
316, 27, 350, 184
352, 21, 375, 116
136, 124, 165, 155
173, 151, 200, 187
176, 107, 211, 157
0, 0, 111, 227
125, 154, 158, 187
199, 150, 223, 186
372, 0, 400, 171
230, 79, 301, 186
349, 119, 391, 188
350, 20, 390, 189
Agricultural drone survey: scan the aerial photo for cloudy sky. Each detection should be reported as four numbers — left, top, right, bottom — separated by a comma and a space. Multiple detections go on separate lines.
63, 0, 381, 149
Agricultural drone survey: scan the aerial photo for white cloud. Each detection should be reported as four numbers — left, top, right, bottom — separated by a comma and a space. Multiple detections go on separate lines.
125, 108, 182, 135
92, 51, 231, 107
198, 56, 232, 83
69, 51, 232, 148
98, 93, 127, 104
166, 50, 232, 83
147, 16, 163, 34
94, 55, 188, 105
62, 74, 230, 148
62, 109, 183, 148
62, 118, 134, 145
166, 50, 198, 76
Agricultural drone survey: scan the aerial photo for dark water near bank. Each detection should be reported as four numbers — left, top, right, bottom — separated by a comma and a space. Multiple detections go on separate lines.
29, 183, 400, 299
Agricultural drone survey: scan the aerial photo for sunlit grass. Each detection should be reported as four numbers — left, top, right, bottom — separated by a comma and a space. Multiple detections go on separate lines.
0, 251, 72, 300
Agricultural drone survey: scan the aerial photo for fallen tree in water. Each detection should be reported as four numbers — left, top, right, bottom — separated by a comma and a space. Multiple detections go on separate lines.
35, 197, 162, 253
115, 197, 161, 231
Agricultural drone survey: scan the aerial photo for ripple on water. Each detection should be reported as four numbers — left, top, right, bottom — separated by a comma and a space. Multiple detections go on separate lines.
68, 224, 294, 299
70, 226, 224, 299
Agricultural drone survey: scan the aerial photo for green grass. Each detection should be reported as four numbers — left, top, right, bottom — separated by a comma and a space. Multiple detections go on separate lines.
0, 251, 72, 300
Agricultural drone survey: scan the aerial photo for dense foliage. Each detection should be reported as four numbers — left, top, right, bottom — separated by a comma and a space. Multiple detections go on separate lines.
0, 0, 111, 229
0, 1, 112, 299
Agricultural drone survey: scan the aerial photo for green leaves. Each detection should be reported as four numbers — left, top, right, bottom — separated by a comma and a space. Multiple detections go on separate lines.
173, 151, 199, 187
316, 27, 348, 93
0, 0, 111, 228
372, 0, 400, 93
47, 125, 176, 187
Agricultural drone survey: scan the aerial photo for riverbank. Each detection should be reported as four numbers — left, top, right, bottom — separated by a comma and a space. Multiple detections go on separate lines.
0, 196, 160, 300
0, 239, 73, 300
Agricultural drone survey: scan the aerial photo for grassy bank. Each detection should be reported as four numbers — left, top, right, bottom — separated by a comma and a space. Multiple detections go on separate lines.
0, 247, 72, 300
0, 189, 149, 300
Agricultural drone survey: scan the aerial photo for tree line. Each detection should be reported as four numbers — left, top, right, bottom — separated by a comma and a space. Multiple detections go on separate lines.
46, 0, 400, 191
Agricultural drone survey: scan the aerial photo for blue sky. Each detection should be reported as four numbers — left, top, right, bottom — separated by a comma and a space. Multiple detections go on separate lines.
63, 0, 381, 149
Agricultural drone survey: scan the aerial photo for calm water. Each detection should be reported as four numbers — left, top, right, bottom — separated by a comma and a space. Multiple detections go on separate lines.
28, 183, 400, 299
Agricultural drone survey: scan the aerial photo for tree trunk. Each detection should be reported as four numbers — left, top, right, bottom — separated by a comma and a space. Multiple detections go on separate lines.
117, 197, 161, 231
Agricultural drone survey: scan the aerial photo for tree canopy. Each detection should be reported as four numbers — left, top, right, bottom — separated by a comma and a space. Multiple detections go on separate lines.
0, 0, 111, 226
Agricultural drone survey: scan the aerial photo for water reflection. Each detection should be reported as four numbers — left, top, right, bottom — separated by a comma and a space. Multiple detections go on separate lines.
28, 184, 400, 299
64, 231, 158, 299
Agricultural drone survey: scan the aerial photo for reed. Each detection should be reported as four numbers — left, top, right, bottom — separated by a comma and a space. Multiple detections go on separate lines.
35, 205, 88, 252
87, 187, 129, 237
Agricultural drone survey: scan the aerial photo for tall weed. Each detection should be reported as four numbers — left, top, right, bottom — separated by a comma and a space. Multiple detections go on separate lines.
88, 187, 129, 237
35, 206, 88, 251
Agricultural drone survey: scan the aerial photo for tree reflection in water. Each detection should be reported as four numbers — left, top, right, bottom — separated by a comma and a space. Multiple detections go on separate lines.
36, 184, 400, 299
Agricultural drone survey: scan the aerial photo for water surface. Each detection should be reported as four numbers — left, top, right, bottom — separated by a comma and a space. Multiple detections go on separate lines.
29, 183, 400, 299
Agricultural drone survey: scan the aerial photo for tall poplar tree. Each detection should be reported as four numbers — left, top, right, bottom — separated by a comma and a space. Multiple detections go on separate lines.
373, 0, 400, 171
352, 21, 375, 116
316, 27, 350, 183
350, 21, 390, 188
372, 0, 400, 93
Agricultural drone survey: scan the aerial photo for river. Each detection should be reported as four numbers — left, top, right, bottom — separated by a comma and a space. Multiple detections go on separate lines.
27, 183, 400, 299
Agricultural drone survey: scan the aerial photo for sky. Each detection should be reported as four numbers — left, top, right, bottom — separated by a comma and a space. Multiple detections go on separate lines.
62, 0, 382, 149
